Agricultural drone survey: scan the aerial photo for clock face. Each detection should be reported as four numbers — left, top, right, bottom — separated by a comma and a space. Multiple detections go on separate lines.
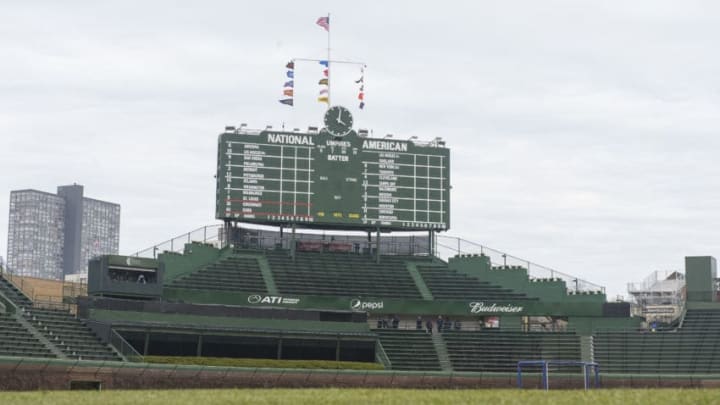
323, 105, 353, 137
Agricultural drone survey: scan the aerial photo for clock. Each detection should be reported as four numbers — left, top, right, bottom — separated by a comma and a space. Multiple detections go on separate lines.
323, 105, 354, 137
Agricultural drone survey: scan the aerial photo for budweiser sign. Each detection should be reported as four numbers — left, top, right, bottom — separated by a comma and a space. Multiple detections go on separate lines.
469, 302, 524, 314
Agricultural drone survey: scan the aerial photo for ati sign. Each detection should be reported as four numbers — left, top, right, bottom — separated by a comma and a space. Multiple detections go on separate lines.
350, 299, 384, 311
247, 295, 300, 305
469, 302, 524, 314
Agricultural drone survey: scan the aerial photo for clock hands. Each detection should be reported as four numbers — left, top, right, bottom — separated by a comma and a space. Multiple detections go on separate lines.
336, 109, 346, 125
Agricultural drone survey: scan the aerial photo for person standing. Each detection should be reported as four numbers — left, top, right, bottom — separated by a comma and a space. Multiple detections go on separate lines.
416, 316, 423, 330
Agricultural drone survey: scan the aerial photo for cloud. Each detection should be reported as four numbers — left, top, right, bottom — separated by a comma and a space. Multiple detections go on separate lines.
1, 1, 719, 298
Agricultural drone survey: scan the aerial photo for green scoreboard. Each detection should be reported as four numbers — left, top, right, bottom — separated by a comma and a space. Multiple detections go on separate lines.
216, 109, 450, 231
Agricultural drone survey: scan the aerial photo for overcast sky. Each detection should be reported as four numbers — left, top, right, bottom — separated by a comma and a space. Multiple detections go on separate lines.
1, 1, 719, 298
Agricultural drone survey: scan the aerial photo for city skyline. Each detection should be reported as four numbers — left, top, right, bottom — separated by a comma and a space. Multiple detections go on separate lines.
6, 184, 120, 279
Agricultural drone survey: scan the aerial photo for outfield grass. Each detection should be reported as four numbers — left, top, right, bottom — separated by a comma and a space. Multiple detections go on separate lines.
0, 388, 718, 405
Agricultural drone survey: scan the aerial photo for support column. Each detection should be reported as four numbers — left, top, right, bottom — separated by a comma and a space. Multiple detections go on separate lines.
428, 230, 434, 257
277, 338, 283, 360
335, 337, 341, 361
367, 231, 372, 257
376, 227, 381, 264
223, 220, 232, 248
196, 335, 203, 357
290, 223, 296, 261
143, 332, 150, 356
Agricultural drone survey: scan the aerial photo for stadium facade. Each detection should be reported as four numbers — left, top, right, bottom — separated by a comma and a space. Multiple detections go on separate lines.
5, 184, 120, 280
2, 110, 720, 390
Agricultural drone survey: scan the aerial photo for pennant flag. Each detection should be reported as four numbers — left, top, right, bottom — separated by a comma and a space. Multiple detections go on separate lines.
359, 102, 365, 109
323, 69, 328, 77
359, 85, 364, 91
319, 88, 328, 95
286, 61, 295, 69
317, 96, 329, 104
319, 60, 329, 67
283, 89, 294, 97
279, 98, 294, 106
318, 78, 328, 85
316, 16, 329, 31
358, 92, 364, 100
287, 70, 294, 78
284, 80, 294, 88
355, 77, 364, 84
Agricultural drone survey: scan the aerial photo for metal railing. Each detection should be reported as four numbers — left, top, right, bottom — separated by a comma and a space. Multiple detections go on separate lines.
126, 223, 603, 294
32, 296, 72, 312
130, 223, 432, 258
131, 225, 224, 258
375, 342, 392, 370
0, 269, 36, 301
109, 329, 144, 362
436, 235, 605, 294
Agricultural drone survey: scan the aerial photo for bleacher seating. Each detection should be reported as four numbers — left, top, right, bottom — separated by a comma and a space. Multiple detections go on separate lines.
594, 309, 720, 374
417, 265, 537, 301
22, 308, 121, 361
375, 329, 442, 371
443, 330, 581, 372
0, 275, 33, 307
0, 313, 56, 358
170, 255, 267, 292
268, 251, 423, 299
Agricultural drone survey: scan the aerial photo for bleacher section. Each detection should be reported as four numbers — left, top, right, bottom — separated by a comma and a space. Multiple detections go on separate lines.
0, 275, 33, 307
375, 329, 442, 371
595, 309, 720, 374
22, 308, 121, 361
0, 313, 56, 358
443, 330, 581, 372
170, 255, 267, 292
268, 251, 423, 299
416, 264, 536, 301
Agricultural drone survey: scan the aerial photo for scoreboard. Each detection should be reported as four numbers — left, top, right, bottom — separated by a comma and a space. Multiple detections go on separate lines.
215, 128, 450, 231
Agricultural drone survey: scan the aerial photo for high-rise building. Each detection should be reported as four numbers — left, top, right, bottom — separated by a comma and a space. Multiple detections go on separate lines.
6, 184, 120, 280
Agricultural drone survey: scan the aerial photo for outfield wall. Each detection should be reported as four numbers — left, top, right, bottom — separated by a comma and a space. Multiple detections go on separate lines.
1, 356, 719, 391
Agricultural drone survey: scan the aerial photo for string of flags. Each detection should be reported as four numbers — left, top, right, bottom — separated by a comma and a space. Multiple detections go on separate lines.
278, 15, 366, 109
278, 60, 294, 106
356, 66, 365, 110
318, 60, 329, 105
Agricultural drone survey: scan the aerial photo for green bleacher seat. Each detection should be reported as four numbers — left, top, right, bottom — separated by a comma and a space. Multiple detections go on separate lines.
22, 308, 121, 361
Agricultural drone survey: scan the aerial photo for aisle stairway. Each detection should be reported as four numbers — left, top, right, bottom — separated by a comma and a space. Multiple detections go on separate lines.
1, 272, 122, 361
22, 307, 121, 361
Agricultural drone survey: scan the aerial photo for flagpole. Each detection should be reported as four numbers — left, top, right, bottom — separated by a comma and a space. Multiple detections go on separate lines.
327, 13, 331, 108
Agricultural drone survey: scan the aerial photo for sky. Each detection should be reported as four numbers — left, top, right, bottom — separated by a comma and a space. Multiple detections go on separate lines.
1, 1, 719, 298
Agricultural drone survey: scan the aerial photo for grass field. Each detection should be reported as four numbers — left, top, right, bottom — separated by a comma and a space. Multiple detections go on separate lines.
0, 388, 718, 405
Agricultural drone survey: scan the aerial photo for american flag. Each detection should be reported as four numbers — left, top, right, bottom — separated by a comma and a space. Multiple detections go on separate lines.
316, 16, 329, 31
